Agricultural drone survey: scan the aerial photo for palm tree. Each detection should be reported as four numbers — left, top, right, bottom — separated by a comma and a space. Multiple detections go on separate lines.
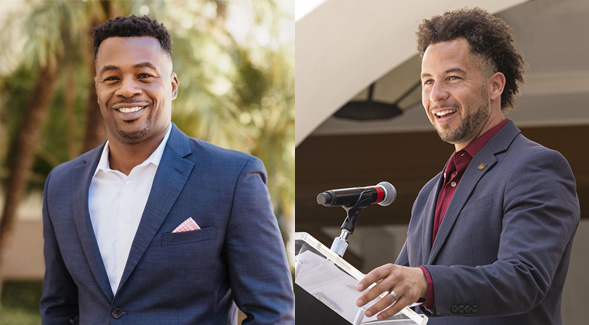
0, 1, 70, 253
0, 0, 295, 288
0, 0, 121, 285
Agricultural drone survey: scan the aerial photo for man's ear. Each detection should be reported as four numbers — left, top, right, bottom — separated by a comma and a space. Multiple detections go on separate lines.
489, 72, 506, 102
171, 72, 179, 100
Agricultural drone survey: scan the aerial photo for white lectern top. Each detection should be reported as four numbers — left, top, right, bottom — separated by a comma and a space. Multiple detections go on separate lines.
295, 232, 428, 325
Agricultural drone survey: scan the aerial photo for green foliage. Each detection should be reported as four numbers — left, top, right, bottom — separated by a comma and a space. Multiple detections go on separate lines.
0, 0, 294, 232
0, 281, 43, 325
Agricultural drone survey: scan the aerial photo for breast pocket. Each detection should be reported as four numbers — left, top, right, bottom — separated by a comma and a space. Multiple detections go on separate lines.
161, 227, 216, 246
463, 195, 493, 214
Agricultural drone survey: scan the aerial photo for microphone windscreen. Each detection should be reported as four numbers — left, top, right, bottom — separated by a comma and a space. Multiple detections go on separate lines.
316, 192, 332, 206
377, 181, 397, 206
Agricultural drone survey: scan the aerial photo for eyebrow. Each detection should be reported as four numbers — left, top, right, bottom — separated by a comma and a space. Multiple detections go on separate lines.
134, 62, 158, 70
421, 68, 467, 79
99, 62, 158, 75
100, 65, 119, 74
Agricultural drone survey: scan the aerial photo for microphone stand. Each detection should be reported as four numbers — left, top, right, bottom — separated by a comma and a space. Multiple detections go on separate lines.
330, 191, 373, 257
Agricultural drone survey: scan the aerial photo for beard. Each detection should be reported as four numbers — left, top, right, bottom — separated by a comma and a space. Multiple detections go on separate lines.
116, 115, 152, 140
436, 104, 489, 144
435, 88, 490, 145
117, 124, 151, 139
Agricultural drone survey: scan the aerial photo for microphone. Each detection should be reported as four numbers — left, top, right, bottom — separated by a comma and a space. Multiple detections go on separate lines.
316, 181, 397, 207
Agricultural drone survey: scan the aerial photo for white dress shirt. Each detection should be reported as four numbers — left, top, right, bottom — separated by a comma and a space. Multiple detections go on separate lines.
89, 126, 171, 295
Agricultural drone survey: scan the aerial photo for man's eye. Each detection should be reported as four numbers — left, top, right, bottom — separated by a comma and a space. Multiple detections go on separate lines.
138, 73, 152, 79
103, 76, 119, 82
448, 76, 460, 81
423, 79, 433, 85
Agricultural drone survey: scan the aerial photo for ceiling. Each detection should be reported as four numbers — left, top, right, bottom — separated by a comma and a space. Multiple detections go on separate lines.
296, 0, 589, 142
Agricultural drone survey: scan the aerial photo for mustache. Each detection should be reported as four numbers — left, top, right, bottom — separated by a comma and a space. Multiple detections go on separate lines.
430, 104, 459, 110
112, 99, 151, 105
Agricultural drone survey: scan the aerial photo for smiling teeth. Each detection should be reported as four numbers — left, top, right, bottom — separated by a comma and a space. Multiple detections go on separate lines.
118, 106, 143, 113
435, 110, 456, 117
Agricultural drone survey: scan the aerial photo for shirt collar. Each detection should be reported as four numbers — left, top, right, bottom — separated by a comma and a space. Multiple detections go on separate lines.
461, 118, 509, 158
93, 125, 172, 176
444, 118, 509, 177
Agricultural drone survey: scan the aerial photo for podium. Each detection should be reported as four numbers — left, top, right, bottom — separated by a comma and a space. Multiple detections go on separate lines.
295, 232, 428, 325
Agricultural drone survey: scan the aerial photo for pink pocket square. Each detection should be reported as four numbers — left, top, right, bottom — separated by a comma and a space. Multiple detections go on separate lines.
172, 217, 201, 233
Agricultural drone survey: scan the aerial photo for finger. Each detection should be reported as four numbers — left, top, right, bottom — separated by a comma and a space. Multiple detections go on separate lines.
357, 264, 393, 291
356, 277, 395, 307
375, 295, 412, 320
363, 291, 397, 318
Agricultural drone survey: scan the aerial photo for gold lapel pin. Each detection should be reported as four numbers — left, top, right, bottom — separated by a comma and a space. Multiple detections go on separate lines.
478, 163, 487, 170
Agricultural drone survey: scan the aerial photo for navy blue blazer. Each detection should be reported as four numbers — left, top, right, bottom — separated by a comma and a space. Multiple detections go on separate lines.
41, 124, 294, 324
396, 120, 579, 324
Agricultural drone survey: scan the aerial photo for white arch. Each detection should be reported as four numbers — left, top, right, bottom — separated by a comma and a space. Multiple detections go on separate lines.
295, 0, 528, 146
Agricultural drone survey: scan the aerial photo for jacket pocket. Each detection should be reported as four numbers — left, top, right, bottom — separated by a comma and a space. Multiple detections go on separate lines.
161, 227, 216, 246
471, 194, 493, 211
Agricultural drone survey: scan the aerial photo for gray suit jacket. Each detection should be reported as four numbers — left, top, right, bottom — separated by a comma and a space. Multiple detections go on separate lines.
41, 124, 294, 324
396, 120, 579, 324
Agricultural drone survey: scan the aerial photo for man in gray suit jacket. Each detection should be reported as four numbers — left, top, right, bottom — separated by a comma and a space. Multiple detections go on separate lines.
40, 15, 294, 324
356, 8, 579, 324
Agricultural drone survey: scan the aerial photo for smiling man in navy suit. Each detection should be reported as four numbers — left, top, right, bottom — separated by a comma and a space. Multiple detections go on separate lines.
40, 15, 294, 324
355, 8, 579, 325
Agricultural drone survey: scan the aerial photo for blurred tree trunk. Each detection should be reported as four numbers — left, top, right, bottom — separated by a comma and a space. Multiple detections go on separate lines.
64, 63, 78, 160
80, 0, 116, 153
0, 60, 61, 254
80, 74, 105, 153
80, 30, 105, 153
0, 82, 6, 178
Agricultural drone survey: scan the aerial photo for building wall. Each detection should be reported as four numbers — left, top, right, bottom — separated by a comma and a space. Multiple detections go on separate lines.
1, 219, 44, 280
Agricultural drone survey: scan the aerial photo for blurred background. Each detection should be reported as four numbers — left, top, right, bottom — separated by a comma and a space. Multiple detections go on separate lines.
296, 0, 588, 324
0, 0, 293, 323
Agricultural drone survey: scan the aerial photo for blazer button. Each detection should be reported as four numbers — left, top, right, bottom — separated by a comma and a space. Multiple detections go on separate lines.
111, 308, 124, 319
458, 305, 465, 313
451, 305, 458, 313
472, 305, 478, 313
465, 305, 472, 313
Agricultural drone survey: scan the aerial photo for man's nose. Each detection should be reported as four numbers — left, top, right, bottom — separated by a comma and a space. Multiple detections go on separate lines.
116, 78, 141, 98
429, 82, 449, 102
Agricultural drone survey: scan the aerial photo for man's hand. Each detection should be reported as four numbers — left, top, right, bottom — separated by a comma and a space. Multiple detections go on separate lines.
356, 264, 427, 320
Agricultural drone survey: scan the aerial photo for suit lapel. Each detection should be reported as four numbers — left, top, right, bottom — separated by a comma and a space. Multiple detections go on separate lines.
117, 125, 195, 293
420, 174, 442, 264
70, 144, 115, 302
428, 147, 497, 264
427, 120, 520, 264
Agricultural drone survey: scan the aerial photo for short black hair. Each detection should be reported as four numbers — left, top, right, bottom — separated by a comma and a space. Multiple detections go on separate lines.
416, 8, 525, 111
93, 15, 171, 59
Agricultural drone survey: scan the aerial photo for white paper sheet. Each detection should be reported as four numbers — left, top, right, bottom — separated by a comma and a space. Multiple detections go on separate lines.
295, 250, 383, 323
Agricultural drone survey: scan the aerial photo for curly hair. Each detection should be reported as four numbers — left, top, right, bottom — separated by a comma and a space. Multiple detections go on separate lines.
416, 8, 525, 111
94, 15, 171, 59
